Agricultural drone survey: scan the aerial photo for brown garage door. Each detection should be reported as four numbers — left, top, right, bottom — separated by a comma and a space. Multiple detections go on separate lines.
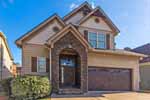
88, 67, 132, 91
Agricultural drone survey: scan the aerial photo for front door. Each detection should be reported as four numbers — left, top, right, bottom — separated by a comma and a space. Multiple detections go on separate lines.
59, 55, 76, 88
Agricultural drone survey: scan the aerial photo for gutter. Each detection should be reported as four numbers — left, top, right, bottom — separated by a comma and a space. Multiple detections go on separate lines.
89, 48, 147, 57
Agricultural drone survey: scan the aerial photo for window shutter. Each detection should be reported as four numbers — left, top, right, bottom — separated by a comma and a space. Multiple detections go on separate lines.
84, 30, 88, 40
106, 34, 110, 49
31, 57, 37, 72
46, 58, 49, 72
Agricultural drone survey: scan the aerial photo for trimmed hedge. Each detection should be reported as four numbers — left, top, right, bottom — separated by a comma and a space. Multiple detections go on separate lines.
11, 75, 51, 100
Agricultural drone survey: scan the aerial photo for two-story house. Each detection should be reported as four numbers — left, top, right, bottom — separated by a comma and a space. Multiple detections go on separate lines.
0, 31, 14, 80
15, 2, 145, 94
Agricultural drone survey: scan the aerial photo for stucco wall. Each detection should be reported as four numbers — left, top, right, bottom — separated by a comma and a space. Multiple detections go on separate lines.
22, 44, 49, 75
81, 16, 112, 32
27, 19, 63, 45
88, 52, 140, 91
140, 65, 150, 90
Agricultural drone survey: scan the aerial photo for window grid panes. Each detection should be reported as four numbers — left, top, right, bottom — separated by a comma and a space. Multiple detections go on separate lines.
88, 32, 107, 49
97, 34, 106, 49
89, 32, 97, 48
37, 57, 46, 72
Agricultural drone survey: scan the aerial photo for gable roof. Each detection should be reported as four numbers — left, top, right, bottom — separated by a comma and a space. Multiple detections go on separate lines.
0, 32, 13, 60
78, 7, 120, 34
63, 1, 93, 21
15, 14, 65, 47
46, 24, 91, 49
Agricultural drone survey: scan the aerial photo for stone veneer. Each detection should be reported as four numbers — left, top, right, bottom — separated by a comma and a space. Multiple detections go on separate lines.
51, 32, 88, 94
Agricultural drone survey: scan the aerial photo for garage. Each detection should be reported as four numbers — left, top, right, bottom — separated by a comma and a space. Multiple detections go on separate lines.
88, 67, 132, 91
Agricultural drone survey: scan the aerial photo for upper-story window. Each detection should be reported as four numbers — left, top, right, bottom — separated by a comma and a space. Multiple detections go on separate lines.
88, 32, 107, 49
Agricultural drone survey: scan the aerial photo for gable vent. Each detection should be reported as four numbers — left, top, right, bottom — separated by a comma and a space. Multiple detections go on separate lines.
53, 26, 60, 33
95, 18, 100, 23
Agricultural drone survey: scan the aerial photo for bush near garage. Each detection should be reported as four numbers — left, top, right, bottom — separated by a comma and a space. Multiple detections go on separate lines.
11, 75, 51, 100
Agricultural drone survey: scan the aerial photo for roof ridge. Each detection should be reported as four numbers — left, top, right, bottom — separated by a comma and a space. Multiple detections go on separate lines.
63, 1, 93, 21
133, 43, 150, 50
77, 6, 120, 34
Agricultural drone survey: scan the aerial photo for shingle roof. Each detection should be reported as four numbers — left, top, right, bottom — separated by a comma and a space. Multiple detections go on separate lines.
132, 43, 150, 63
132, 43, 150, 55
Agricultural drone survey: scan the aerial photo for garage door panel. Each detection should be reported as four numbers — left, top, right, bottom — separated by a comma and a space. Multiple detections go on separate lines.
88, 67, 132, 91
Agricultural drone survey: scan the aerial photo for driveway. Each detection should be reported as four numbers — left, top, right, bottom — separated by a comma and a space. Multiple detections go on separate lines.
51, 92, 150, 100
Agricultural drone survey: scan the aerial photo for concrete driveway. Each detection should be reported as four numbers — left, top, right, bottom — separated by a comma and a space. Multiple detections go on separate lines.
51, 92, 150, 100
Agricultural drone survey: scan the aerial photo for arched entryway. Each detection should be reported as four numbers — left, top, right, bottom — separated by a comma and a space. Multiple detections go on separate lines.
59, 48, 81, 89
51, 32, 88, 93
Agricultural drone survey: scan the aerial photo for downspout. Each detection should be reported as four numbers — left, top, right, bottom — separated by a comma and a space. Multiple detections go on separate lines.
45, 43, 52, 82
49, 48, 52, 82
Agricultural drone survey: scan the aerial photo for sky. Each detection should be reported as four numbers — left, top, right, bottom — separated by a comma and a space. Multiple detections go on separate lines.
0, 0, 150, 63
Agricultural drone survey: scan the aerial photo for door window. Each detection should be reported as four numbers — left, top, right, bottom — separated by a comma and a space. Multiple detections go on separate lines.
60, 57, 75, 67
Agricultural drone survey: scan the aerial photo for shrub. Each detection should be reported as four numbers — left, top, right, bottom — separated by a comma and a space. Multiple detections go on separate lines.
11, 75, 51, 100
0, 77, 13, 95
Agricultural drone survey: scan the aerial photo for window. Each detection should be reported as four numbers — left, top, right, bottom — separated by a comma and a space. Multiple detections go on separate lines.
89, 32, 97, 48
37, 57, 46, 72
98, 34, 106, 49
88, 32, 107, 49
60, 57, 75, 67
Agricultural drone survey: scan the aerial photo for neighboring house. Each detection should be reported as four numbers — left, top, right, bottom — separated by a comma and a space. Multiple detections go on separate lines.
0, 32, 14, 80
12, 63, 22, 76
15, 2, 145, 94
132, 43, 150, 90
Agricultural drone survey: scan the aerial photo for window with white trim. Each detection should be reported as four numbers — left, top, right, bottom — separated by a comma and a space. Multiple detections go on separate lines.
88, 32, 107, 49
37, 57, 46, 72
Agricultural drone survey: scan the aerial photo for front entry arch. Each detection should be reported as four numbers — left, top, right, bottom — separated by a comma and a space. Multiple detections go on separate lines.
59, 49, 81, 89
51, 32, 88, 93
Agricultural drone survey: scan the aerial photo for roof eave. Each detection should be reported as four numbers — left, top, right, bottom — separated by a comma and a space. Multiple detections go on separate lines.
89, 48, 147, 57
15, 14, 65, 47
0, 32, 14, 60
78, 6, 120, 34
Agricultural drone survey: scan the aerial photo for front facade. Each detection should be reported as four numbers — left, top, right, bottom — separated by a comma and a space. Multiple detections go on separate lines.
0, 32, 14, 80
132, 43, 150, 90
16, 2, 145, 94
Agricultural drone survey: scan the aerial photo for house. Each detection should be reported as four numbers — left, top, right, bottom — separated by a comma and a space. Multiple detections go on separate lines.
12, 63, 22, 77
15, 2, 145, 94
132, 43, 150, 90
0, 31, 14, 80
